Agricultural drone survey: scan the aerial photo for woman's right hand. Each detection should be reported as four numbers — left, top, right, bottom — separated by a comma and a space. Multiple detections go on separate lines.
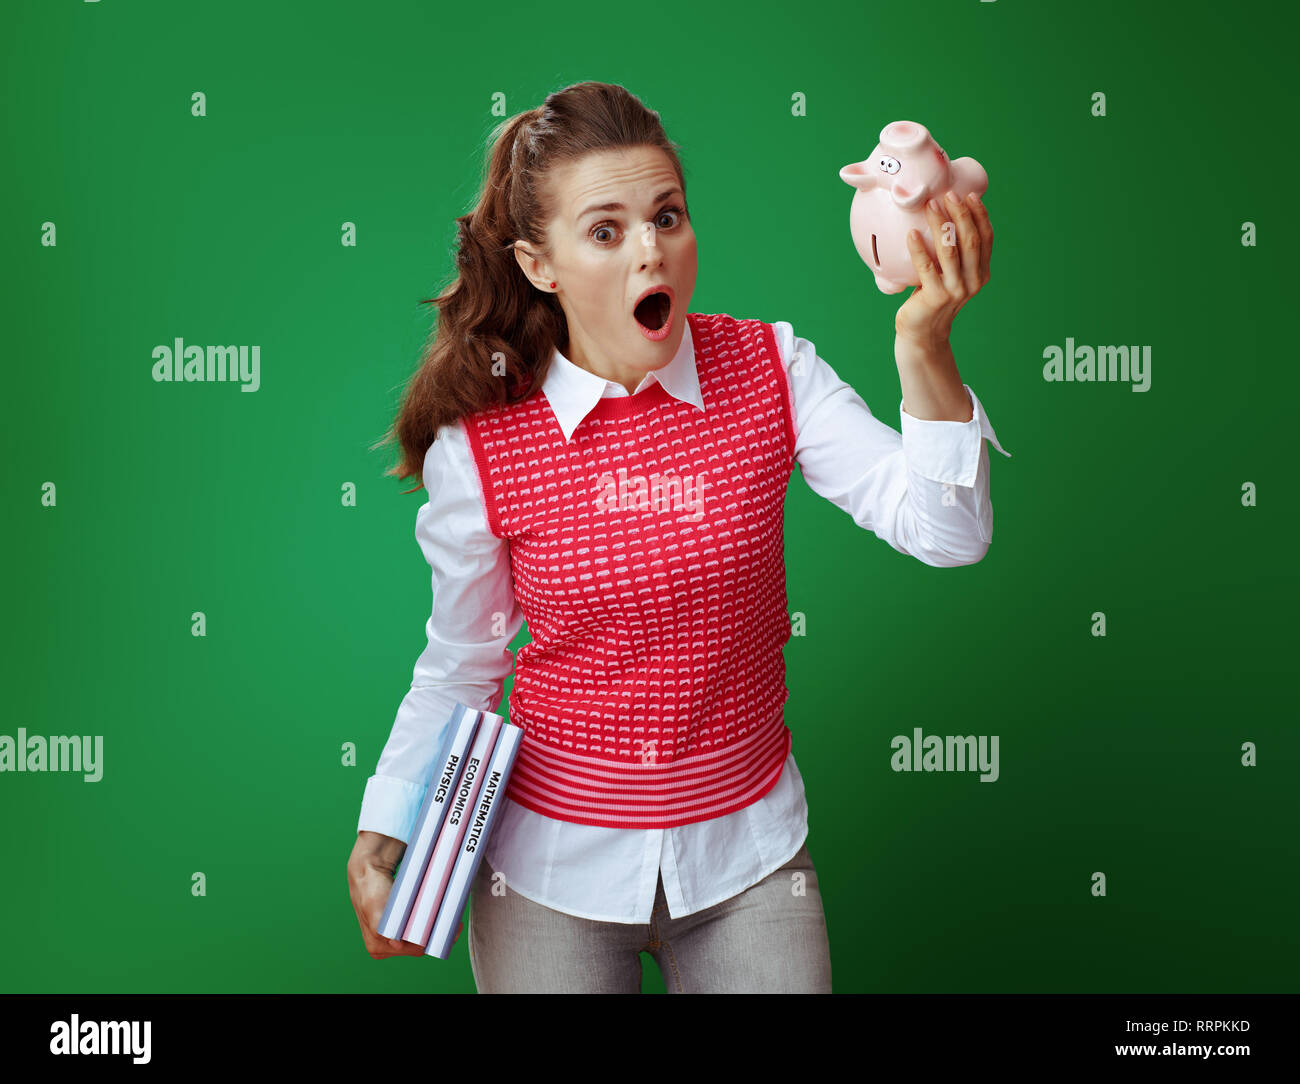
348, 830, 463, 958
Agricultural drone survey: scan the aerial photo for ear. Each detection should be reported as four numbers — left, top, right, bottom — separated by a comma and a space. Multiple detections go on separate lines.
889, 178, 927, 210
513, 239, 552, 291
839, 160, 876, 191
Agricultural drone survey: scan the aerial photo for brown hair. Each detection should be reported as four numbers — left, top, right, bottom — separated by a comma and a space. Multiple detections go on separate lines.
372, 81, 687, 493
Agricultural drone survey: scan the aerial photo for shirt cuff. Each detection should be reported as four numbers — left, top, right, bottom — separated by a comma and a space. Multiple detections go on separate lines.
900, 384, 1011, 487
357, 773, 426, 844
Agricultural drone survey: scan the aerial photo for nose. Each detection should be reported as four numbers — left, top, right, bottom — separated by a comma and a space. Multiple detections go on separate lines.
639, 221, 662, 268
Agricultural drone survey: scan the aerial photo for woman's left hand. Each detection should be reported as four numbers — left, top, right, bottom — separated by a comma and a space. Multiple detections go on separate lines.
894, 190, 993, 357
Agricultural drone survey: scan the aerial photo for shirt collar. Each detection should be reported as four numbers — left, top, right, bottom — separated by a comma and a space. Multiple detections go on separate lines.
542, 317, 704, 442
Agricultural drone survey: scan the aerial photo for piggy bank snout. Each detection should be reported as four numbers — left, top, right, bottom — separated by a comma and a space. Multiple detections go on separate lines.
878, 119, 929, 152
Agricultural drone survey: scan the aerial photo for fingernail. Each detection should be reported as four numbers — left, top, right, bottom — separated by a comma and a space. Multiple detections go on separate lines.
945, 190, 960, 204
927, 198, 940, 213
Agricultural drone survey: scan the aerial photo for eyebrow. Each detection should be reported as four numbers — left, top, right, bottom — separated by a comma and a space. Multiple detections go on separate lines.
576, 188, 684, 223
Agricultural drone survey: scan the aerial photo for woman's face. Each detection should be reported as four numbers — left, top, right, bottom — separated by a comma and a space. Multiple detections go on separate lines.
514, 145, 697, 394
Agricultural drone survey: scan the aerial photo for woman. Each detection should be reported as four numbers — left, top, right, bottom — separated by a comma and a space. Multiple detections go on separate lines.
347, 81, 1010, 993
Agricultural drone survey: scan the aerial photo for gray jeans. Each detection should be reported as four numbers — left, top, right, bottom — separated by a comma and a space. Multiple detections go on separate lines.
467, 839, 832, 993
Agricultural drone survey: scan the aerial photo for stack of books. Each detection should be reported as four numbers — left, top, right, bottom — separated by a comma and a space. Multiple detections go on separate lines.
377, 703, 524, 959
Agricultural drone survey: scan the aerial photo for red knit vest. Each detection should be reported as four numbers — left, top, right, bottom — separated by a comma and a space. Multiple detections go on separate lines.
461, 312, 798, 828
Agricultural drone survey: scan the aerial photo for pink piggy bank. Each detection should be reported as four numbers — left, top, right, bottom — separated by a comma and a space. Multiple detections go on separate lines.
839, 120, 988, 294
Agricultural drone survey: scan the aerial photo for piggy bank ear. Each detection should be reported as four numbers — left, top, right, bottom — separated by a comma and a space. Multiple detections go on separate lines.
889, 178, 927, 210
839, 160, 876, 190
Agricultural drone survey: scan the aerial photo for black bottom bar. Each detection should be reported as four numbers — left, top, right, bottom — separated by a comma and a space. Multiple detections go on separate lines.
2, 992, 1293, 1071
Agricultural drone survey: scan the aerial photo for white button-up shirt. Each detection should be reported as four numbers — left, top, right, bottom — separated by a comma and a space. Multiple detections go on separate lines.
358, 316, 1011, 923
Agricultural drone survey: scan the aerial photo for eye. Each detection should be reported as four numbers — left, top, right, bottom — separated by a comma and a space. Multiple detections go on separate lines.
879, 155, 901, 174
590, 204, 688, 245
655, 205, 686, 229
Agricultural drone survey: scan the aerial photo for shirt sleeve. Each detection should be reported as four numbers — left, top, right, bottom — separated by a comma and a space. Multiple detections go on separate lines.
356, 419, 524, 843
773, 319, 1011, 567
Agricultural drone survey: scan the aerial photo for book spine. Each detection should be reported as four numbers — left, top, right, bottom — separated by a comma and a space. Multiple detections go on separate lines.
425, 719, 524, 959
376, 704, 478, 942
402, 713, 504, 947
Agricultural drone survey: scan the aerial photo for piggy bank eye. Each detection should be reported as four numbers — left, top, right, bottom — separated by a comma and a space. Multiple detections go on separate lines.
879, 155, 901, 174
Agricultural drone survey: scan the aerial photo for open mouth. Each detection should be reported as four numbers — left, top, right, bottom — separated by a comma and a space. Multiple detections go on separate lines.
633, 287, 673, 333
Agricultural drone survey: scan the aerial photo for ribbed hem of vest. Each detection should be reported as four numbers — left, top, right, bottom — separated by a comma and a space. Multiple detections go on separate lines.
504, 718, 792, 828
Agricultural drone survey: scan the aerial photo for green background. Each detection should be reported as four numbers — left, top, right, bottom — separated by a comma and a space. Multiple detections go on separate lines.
3, 0, 1295, 994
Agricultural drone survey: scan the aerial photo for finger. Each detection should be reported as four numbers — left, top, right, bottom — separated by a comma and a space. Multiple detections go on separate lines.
966, 192, 992, 282
924, 197, 960, 288
943, 190, 981, 297
906, 227, 944, 300
368, 924, 419, 956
